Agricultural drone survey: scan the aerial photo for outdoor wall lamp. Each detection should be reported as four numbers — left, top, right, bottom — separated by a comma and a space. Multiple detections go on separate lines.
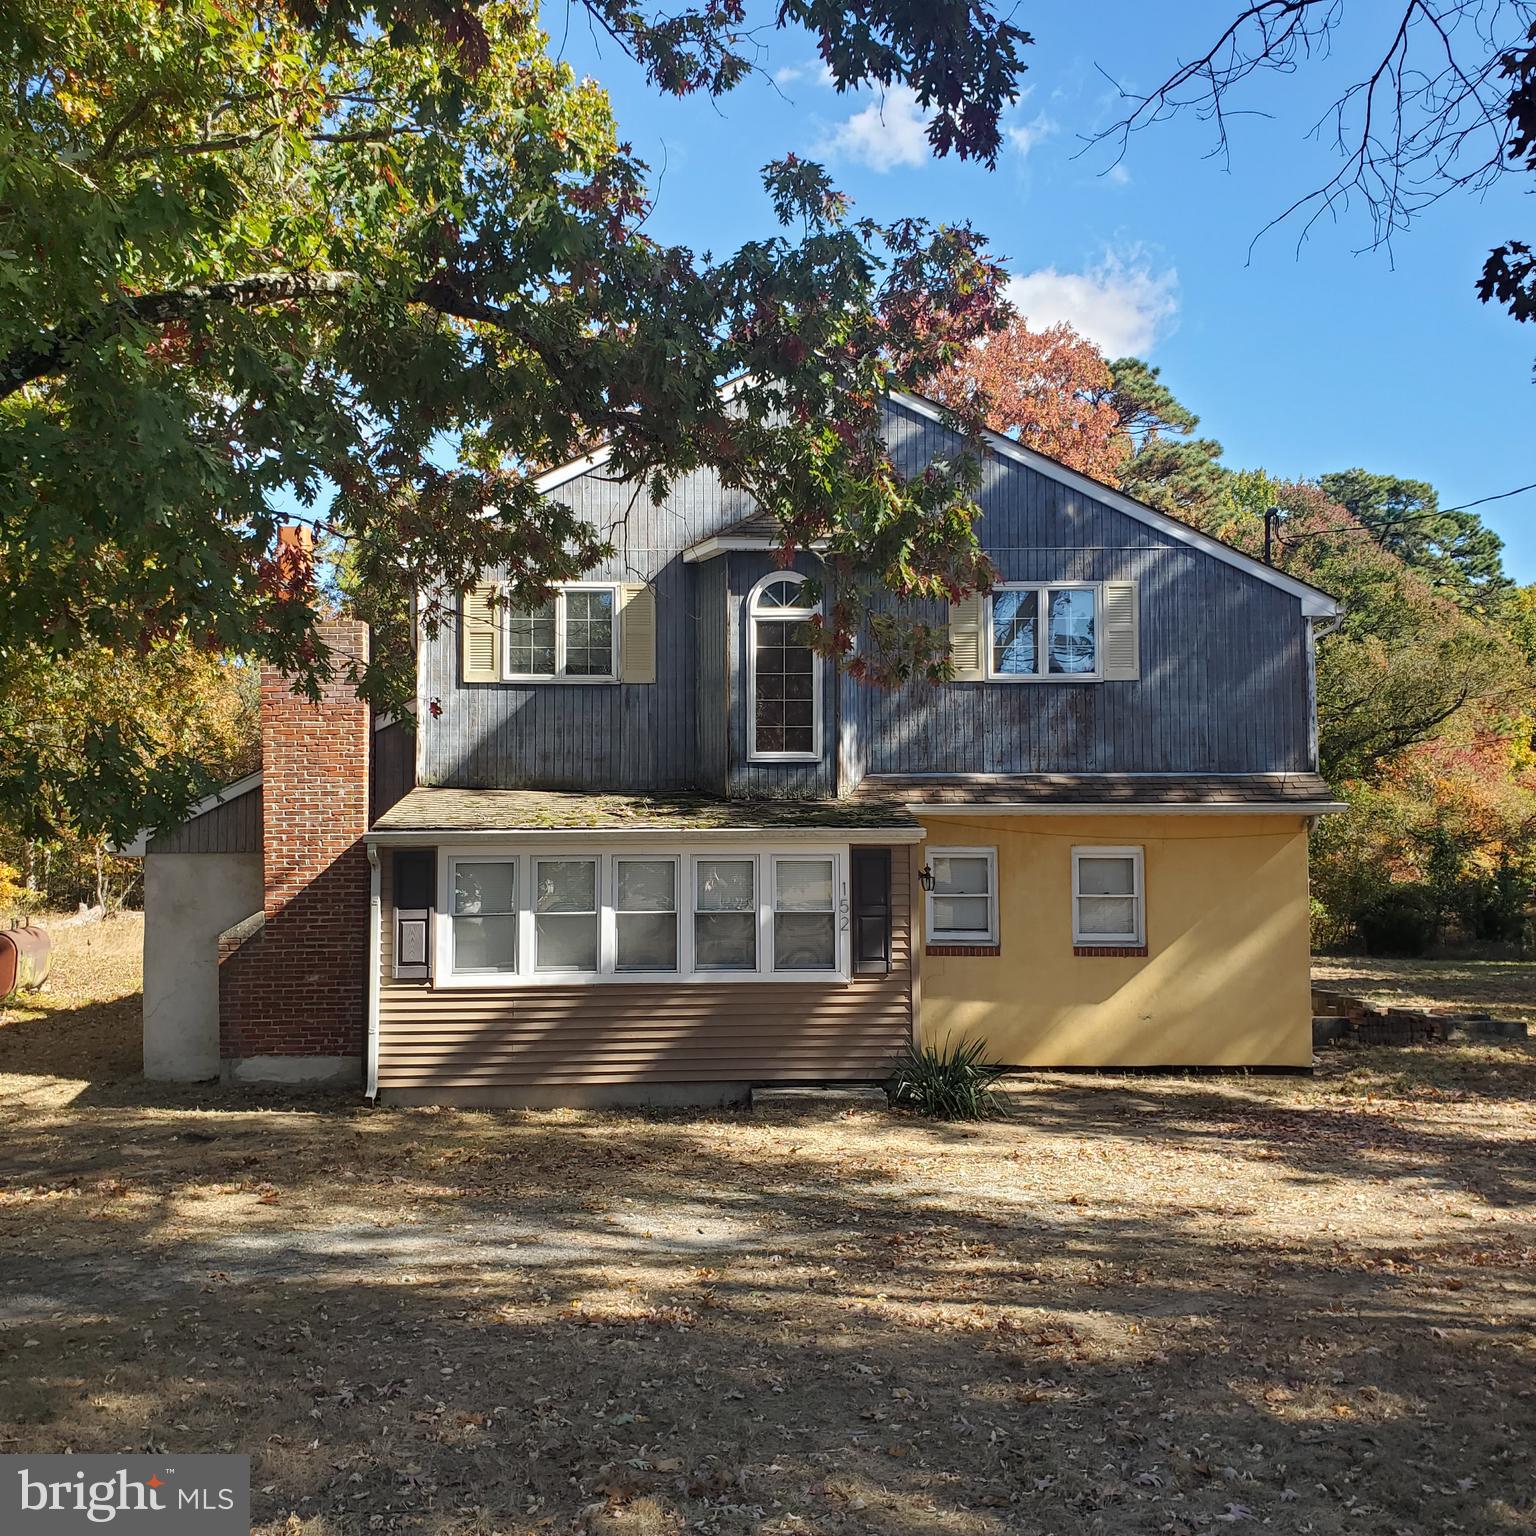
918, 864, 936, 893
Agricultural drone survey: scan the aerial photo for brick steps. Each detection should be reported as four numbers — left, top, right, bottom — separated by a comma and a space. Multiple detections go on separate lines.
1312, 987, 1529, 1049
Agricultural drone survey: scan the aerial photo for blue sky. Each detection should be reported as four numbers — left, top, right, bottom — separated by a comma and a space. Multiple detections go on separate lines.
551, 2, 1536, 581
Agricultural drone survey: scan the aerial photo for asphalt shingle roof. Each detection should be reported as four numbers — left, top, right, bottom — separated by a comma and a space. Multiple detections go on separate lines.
372, 786, 918, 833
853, 772, 1342, 808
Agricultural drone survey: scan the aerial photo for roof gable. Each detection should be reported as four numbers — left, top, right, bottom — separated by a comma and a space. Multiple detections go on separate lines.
887, 391, 1338, 617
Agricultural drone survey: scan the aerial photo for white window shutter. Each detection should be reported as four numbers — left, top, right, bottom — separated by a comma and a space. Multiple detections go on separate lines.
461, 583, 500, 682
948, 593, 986, 682
619, 580, 656, 684
1102, 580, 1139, 680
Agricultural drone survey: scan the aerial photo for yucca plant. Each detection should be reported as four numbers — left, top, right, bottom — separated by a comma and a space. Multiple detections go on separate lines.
890, 1036, 1010, 1120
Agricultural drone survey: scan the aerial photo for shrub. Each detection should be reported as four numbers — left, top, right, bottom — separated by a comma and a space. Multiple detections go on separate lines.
1309, 895, 1353, 952
1356, 883, 1440, 957
890, 1036, 1009, 1120
1453, 852, 1535, 944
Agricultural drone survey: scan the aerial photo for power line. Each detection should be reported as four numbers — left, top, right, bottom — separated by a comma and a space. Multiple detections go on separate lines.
1441, 481, 1536, 516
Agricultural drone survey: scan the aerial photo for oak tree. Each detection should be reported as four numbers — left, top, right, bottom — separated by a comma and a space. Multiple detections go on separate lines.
1, 0, 1028, 839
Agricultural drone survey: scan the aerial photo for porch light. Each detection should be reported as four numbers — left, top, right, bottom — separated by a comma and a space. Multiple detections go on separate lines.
918, 863, 936, 893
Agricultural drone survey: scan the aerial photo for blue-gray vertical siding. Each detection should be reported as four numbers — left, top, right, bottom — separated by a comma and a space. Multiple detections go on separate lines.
694, 557, 729, 792
418, 462, 755, 791
144, 783, 261, 854
842, 401, 1311, 775
417, 396, 1315, 791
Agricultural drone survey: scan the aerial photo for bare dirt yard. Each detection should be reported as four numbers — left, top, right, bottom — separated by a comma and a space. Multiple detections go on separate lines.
1, 918, 1533, 1535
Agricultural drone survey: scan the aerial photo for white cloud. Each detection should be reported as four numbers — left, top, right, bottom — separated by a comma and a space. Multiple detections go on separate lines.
774, 58, 835, 88
1105, 162, 1132, 187
818, 85, 930, 172
1005, 253, 1179, 356
1005, 112, 1058, 159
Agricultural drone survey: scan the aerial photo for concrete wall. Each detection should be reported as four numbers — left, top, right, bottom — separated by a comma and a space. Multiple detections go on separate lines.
917, 814, 1313, 1068
142, 852, 262, 1081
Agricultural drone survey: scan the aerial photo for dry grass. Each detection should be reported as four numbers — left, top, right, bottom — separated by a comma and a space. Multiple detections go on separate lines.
0, 928, 1533, 1534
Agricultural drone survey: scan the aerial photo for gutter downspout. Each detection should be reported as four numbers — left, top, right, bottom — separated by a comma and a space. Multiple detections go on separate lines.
366, 844, 381, 1101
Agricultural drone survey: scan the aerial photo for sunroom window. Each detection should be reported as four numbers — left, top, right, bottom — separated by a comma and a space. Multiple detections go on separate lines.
749, 572, 820, 760
615, 857, 679, 972
505, 585, 616, 680
437, 849, 849, 984
989, 584, 1098, 678
694, 858, 757, 970
533, 857, 599, 971
451, 860, 518, 973
773, 857, 836, 970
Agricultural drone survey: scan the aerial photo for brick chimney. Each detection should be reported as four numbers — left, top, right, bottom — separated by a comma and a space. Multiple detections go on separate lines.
219, 581, 372, 1081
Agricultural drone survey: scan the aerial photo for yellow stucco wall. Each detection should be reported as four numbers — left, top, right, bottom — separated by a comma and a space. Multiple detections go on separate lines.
918, 814, 1313, 1068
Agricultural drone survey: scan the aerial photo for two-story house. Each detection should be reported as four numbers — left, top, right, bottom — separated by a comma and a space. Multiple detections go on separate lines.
128, 391, 1343, 1102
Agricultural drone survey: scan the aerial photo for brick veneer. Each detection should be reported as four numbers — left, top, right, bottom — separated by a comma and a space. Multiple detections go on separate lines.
220, 619, 371, 1060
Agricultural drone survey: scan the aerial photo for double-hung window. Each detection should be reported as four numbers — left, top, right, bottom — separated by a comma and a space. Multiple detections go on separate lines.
925, 848, 998, 944
614, 857, 679, 972
505, 584, 617, 681
749, 572, 820, 760
694, 857, 758, 971
451, 860, 519, 974
989, 584, 1099, 679
772, 857, 836, 970
533, 857, 599, 972
1072, 847, 1144, 946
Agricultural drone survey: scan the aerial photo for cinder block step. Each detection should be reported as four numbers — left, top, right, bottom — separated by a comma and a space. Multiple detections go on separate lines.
1313, 1016, 1351, 1047
751, 1085, 889, 1113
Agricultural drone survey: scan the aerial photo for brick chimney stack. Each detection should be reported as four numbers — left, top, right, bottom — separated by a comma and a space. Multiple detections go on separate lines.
219, 535, 372, 1081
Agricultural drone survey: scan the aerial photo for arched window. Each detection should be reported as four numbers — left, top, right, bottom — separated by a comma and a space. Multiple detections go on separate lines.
748, 572, 820, 761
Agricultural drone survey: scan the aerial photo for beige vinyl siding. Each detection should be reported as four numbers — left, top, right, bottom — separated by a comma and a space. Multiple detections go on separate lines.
377, 849, 914, 1089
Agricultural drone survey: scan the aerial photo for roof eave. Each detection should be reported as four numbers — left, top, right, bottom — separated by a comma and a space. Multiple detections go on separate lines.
366, 825, 923, 844
114, 768, 265, 857
905, 800, 1348, 817
682, 535, 828, 564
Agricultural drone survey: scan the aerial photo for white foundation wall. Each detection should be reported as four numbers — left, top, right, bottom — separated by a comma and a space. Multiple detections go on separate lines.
142, 852, 262, 1081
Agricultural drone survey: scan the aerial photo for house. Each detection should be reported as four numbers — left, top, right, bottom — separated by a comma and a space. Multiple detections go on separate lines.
127, 391, 1344, 1102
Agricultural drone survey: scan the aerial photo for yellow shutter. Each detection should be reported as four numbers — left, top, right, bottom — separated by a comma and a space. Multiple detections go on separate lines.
1101, 580, 1140, 680
948, 593, 986, 682
461, 583, 500, 682
619, 580, 656, 684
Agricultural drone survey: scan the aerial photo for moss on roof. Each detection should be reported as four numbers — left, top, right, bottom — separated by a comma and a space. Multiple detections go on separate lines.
372, 786, 917, 833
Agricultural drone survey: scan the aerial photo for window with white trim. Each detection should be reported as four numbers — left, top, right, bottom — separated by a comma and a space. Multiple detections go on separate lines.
694, 857, 757, 970
748, 572, 820, 760
504, 584, 617, 681
614, 857, 679, 972
533, 857, 599, 972
773, 856, 836, 970
925, 848, 997, 944
989, 584, 1099, 679
436, 847, 850, 984
1072, 846, 1144, 946
451, 858, 518, 973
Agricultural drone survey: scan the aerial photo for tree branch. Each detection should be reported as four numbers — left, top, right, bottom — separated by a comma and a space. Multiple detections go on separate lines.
1, 268, 647, 438
108, 123, 425, 163
1, 271, 362, 397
